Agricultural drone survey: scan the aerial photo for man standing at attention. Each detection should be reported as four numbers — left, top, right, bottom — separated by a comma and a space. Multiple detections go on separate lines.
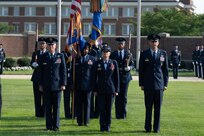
110, 37, 133, 119
30, 37, 47, 118
139, 34, 169, 133
39, 37, 66, 131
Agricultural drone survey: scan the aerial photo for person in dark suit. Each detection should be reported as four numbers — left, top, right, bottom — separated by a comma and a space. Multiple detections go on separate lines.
0, 43, 6, 75
92, 43, 119, 132
89, 42, 102, 118
30, 37, 47, 117
199, 44, 204, 79
139, 34, 169, 133
0, 43, 5, 118
61, 49, 73, 119
39, 37, 67, 131
198, 44, 204, 78
170, 45, 181, 79
110, 37, 133, 119
192, 45, 200, 77
75, 43, 95, 126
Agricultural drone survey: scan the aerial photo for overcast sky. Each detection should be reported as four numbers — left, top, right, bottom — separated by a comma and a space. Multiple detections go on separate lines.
193, 0, 204, 14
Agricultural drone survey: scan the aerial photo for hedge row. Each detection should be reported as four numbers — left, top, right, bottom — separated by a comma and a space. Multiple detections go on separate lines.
4, 57, 31, 68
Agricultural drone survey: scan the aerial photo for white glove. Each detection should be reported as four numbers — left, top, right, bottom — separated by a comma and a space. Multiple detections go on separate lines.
3, 59, 5, 62
178, 63, 181, 66
32, 62, 38, 68
124, 66, 131, 71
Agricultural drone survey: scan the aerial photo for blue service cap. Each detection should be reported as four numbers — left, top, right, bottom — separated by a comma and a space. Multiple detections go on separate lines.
46, 37, 58, 45
147, 34, 161, 41
101, 43, 111, 52
38, 37, 46, 42
115, 37, 126, 44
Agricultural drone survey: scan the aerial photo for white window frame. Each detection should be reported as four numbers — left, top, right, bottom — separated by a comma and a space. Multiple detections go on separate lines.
45, 6, 56, 17
83, 23, 92, 36
63, 23, 70, 35
62, 6, 70, 17
44, 23, 56, 35
122, 23, 134, 36
122, 7, 135, 17
24, 22, 36, 32
103, 23, 116, 36
82, 7, 92, 18
25, 7, 36, 16
12, 22, 20, 33
13, 6, 20, 16
0, 6, 8, 16
102, 7, 118, 17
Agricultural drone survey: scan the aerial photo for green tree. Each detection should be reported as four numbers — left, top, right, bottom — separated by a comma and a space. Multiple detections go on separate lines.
132, 9, 204, 36
0, 23, 14, 34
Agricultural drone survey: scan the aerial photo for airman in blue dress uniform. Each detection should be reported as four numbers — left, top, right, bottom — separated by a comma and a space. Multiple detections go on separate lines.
139, 34, 169, 133
192, 45, 200, 77
89, 41, 102, 118
39, 37, 67, 131
92, 43, 119, 132
75, 43, 95, 126
170, 45, 181, 79
30, 37, 47, 117
110, 37, 133, 119
61, 49, 73, 119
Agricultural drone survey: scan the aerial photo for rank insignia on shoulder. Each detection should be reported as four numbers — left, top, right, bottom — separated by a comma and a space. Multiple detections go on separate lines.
43, 63, 47, 65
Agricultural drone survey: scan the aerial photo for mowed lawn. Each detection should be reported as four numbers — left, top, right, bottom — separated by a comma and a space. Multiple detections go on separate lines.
0, 79, 204, 136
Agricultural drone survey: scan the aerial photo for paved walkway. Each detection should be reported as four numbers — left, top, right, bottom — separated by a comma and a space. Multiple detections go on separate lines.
1, 75, 204, 82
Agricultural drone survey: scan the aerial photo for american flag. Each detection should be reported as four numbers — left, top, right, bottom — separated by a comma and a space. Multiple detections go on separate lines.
67, 0, 85, 50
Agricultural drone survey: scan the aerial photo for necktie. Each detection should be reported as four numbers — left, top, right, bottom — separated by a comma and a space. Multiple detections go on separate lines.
153, 51, 156, 61
120, 51, 122, 60
82, 56, 85, 63
104, 61, 108, 70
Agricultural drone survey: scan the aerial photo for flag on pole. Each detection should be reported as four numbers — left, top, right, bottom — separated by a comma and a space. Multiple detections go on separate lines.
66, 0, 86, 51
89, 0, 108, 46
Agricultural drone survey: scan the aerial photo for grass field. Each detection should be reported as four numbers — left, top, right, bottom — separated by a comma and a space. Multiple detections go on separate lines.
0, 79, 204, 136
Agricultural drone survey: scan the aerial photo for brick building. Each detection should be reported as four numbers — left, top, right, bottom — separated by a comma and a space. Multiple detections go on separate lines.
0, 0, 195, 36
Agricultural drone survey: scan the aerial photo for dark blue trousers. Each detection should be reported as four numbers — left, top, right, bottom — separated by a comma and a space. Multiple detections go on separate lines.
144, 90, 163, 132
98, 94, 114, 131
44, 90, 61, 130
63, 85, 71, 118
76, 90, 92, 125
33, 82, 44, 117
172, 64, 178, 79
115, 82, 129, 119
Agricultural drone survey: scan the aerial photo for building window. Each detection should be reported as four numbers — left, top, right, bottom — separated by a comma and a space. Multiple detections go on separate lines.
44, 23, 56, 35
63, 23, 70, 35
102, 7, 118, 17
45, 6, 56, 17
0, 6, 8, 16
24, 22, 36, 32
83, 23, 92, 36
142, 7, 154, 13
25, 7, 36, 16
104, 23, 116, 36
62, 6, 70, 17
12, 22, 20, 33
123, 7, 135, 17
122, 24, 134, 36
82, 7, 92, 18
13, 7, 20, 16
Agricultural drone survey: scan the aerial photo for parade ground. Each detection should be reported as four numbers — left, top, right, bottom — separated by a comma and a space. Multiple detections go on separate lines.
0, 76, 203, 136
